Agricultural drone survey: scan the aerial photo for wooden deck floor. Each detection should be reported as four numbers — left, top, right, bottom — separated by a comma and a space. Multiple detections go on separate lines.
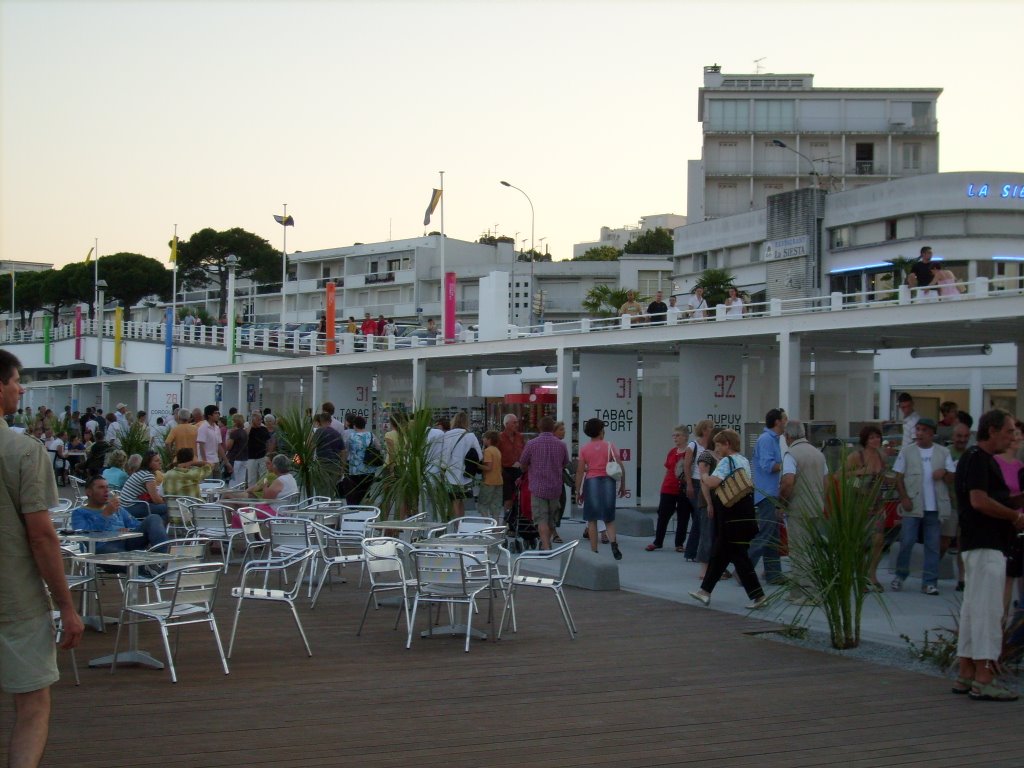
4, 572, 1024, 768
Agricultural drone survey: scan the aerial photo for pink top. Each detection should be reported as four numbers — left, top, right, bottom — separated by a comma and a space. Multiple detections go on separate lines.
995, 455, 1023, 511
936, 275, 959, 298
579, 439, 618, 480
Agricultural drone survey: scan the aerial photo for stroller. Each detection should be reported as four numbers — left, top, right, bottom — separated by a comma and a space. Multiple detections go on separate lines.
505, 472, 539, 553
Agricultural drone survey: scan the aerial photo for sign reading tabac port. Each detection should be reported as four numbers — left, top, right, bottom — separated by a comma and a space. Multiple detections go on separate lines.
762, 235, 810, 262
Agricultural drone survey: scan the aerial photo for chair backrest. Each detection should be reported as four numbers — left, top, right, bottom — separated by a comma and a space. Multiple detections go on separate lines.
514, 539, 578, 586
192, 503, 231, 535
199, 479, 226, 491
163, 562, 223, 613
447, 516, 497, 535
412, 549, 485, 598
235, 507, 268, 546
339, 507, 381, 539
267, 517, 313, 553
122, 499, 152, 519
362, 536, 413, 582
297, 496, 333, 509
274, 491, 300, 509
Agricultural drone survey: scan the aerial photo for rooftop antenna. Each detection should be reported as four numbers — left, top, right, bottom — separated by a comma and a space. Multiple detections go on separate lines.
754, 57, 766, 74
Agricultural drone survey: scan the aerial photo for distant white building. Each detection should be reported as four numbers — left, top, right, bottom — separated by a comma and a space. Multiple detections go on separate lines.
572, 213, 687, 258
688, 64, 941, 221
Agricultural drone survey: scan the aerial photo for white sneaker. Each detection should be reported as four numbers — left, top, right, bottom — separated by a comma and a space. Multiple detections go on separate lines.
746, 596, 767, 610
890, 578, 903, 592
689, 590, 710, 607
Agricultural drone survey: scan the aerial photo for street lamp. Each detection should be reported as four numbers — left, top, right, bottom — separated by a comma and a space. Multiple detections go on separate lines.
95, 279, 107, 377
500, 180, 535, 326
772, 139, 819, 186
225, 254, 239, 364
8, 271, 14, 342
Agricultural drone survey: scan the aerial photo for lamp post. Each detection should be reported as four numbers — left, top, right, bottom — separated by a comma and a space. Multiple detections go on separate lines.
772, 139, 819, 187
8, 271, 14, 342
95, 279, 107, 377
500, 180, 535, 326
225, 254, 239, 364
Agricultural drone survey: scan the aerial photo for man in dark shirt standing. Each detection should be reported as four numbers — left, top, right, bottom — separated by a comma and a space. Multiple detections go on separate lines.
907, 245, 937, 301
953, 409, 1024, 701
646, 290, 668, 325
245, 411, 272, 486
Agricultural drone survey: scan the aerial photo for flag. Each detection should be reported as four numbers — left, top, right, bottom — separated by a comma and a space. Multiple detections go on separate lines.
169, 235, 178, 264
423, 188, 442, 226
274, 214, 295, 226
84, 247, 94, 264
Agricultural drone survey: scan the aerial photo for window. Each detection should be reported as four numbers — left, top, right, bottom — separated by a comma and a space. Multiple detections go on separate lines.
638, 270, 670, 295
387, 258, 402, 272
708, 99, 750, 131
753, 100, 795, 131
321, 265, 332, 278
885, 219, 897, 241
830, 227, 851, 248
855, 143, 874, 175
902, 143, 921, 171
912, 101, 932, 128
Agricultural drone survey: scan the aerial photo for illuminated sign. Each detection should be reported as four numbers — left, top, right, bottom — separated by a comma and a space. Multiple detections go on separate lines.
966, 183, 1024, 199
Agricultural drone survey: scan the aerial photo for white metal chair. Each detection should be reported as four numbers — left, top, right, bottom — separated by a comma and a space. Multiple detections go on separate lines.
445, 516, 497, 535
498, 540, 579, 640
235, 508, 271, 568
111, 562, 229, 683
164, 495, 203, 537
228, 549, 317, 658
309, 522, 367, 608
357, 537, 416, 636
52, 609, 80, 686
407, 549, 491, 652
191, 503, 242, 572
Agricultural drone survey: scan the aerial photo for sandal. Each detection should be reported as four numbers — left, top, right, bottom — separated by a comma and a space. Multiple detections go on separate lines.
969, 680, 1019, 702
553, 535, 563, 544
645, 544, 661, 552
675, 546, 686, 553
863, 581, 885, 594
721, 570, 733, 580
952, 675, 973, 695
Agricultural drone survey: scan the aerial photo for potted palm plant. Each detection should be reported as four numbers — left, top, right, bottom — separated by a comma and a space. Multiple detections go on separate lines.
275, 407, 341, 499
367, 408, 454, 521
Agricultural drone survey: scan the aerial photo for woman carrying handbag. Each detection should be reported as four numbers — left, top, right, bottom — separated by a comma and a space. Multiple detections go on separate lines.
689, 429, 766, 609
575, 418, 627, 560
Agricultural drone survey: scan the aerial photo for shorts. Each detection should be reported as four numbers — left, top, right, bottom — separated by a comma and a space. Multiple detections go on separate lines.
0, 611, 59, 694
940, 509, 959, 539
531, 496, 562, 527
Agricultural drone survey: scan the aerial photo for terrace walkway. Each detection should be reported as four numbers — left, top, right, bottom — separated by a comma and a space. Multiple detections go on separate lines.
5, 559, 1024, 768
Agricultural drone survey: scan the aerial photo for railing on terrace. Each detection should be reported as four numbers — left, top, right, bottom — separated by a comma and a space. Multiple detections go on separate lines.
4, 275, 1021, 355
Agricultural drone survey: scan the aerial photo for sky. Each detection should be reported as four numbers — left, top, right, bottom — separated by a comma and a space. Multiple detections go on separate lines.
2, 0, 1023, 270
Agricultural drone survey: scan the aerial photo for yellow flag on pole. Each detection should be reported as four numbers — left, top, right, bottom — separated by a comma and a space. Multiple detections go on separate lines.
170, 236, 178, 264
84, 247, 94, 264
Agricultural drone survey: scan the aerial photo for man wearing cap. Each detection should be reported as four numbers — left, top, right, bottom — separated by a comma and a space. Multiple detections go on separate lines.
114, 402, 130, 428
891, 417, 956, 594
896, 392, 920, 447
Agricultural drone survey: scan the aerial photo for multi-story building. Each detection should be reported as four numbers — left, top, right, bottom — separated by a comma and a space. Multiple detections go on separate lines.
687, 64, 941, 221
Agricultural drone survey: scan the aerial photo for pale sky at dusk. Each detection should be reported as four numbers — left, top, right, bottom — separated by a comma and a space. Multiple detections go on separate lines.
2, 0, 1022, 269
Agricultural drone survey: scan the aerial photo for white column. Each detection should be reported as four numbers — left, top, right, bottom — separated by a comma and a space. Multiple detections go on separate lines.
411, 358, 427, 410
1017, 341, 1024, 421
310, 365, 320, 416
778, 330, 801, 419
554, 347, 573, 447
136, 379, 146, 414
969, 366, 984, 422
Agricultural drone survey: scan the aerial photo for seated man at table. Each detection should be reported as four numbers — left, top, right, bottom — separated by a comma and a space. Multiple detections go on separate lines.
161, 447, 213, 499
70, 475, 168, 555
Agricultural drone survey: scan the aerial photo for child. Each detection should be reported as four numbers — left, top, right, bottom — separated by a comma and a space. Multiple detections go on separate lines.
478, 430, 504, 520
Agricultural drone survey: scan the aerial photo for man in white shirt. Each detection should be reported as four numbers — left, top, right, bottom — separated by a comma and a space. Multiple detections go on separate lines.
896, 392, 920, 447
892, 417, 956, 594
666, 295, 683, 324
196, 404, 225, 479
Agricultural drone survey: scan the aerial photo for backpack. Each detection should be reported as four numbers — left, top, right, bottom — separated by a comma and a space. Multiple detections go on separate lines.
464, 445, 483, 476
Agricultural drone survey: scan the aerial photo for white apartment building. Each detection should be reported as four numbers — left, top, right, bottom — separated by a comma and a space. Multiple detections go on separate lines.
572, 213, 687, 258
687, 64, 941, 221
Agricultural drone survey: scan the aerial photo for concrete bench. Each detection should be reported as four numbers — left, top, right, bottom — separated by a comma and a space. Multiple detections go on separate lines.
612, 509, 654, 538
564, 549, 620, 591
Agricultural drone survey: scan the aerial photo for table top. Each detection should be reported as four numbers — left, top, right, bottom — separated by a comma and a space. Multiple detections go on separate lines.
417, 535, 503, 550
73, 550, 189, 568
367, 519, 442, 532
61, 530, 145, 543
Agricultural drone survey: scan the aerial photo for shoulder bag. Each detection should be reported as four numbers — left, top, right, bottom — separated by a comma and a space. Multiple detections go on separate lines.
714, 455, 754, 508
605, 442, 623, 479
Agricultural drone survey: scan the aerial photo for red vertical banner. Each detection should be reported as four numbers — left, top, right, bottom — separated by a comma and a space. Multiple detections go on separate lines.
444, 271, 456, 342
325, 282, 336, 354
74, 305, 82, 359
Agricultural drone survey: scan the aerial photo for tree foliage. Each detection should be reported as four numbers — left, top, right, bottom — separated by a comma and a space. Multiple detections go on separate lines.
623, 227, 674, 255
693, 268, 737, 307
581, 285, 643, 317
574, 245, 622, 262
11, 270, 46, 327
97, 253, 172, 319
175, 228, 280, 320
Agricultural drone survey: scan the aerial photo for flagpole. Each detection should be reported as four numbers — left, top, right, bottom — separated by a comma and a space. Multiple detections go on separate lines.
280, 202, 288, 326
171, 224, 178, 329
439, 170, 445, 339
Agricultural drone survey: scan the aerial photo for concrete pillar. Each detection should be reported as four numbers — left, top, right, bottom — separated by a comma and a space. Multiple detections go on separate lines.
412, 358, 427, 409
136, 379, 146, 414
555, 347, 573, 449
778, 330, 801, 419
969, 367, 984, 421
310, 366, 320, 415
1018, 341, 1024, 419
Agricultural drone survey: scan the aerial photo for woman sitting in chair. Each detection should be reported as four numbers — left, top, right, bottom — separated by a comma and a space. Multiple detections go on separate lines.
119, 450, 169, 522
101, 449, 129, 491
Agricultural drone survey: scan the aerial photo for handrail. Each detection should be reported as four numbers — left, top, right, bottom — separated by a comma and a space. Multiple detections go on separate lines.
4, 276, 1021, 352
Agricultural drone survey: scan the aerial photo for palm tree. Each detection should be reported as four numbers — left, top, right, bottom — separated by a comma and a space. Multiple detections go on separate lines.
582, 285, 643, 317
693, 268, 737, 307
